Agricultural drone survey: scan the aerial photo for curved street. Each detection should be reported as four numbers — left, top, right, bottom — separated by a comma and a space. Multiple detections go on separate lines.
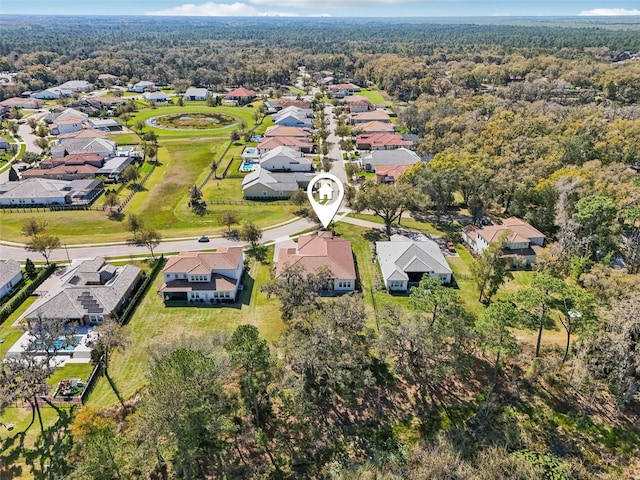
0, 215, 384, 263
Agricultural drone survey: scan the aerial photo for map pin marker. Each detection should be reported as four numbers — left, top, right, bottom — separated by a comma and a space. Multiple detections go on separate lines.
307, 173, 344, 229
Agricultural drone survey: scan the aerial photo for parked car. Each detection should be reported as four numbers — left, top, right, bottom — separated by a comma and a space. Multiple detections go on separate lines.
446, 242, 456, 252
197, 235, 210, 243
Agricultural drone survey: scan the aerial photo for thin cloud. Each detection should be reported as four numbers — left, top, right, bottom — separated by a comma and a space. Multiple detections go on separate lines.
146, 2, 299, 16
579, 8, 640, 16
249, 0, 425, 7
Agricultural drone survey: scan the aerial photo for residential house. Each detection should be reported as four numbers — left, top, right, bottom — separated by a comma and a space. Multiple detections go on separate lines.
356, 133, 413, 151
376, 234, 452, 291
257, 136, 314, 154
142, 91, 171, 103
24, 257, 142, 326
67, 99, 101, 117
160, 248, 244, 303
184, 87, 210, 101
275, 232, 356, 293
263, 125, 310, 138
0, 259, 23, 300
225, 87, 256, 104
0, 178, 103, 206
129, 81, 155, 93
242, 169, 314, 199
354, 121, 395, 134
362, 148, 421, 172
58, 80, 92, 93
52, 137, 117, 158
22, 153, 105, 181
259, 146, 313, 172
97, 73, 120, 85
31, 88, 66, 100
374, 164, 413, 184
351, 110, 391, 125
0, 138, 8, 150
327, 83, 361, 98
272, 106, 314, 128
46, 108, 89, 135
343, 95, 372, 113
58, 129, 109, 141
85, 96, 127, 110
0, 97, 41, 109
462, 217, 546, 265
275, 98, 313, 109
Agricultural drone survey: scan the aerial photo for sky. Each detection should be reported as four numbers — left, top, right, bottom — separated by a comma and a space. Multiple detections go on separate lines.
2, 0, 640, 18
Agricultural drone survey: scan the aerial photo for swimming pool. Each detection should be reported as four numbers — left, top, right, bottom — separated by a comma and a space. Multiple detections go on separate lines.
240, 161, 257, 172
33, 335, 82, 352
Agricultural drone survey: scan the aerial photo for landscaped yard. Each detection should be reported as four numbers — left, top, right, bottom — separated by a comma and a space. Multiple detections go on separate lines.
87, 254, 284, 408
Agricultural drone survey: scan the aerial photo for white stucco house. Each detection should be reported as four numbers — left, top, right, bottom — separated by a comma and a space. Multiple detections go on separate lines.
129, 81, 155, 93
259, 146, 313, 172
160, 248, 245, 303
0, 259, 23, 299
184, 87, 210, 101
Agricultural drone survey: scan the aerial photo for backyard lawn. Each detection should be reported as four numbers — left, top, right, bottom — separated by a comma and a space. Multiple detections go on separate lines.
87, 254, 284, 408
347, 212, 450, 237
357, 88, 392, 106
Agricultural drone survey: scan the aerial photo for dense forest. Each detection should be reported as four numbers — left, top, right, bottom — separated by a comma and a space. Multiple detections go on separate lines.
1, 16, 640, 479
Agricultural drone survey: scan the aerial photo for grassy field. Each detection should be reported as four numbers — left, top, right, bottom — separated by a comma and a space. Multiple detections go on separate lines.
108, 132, 140, 145
347, 212, 450, 237
87, 254, 284, 408
357, 89, 392, 106
130, 104, 259, 138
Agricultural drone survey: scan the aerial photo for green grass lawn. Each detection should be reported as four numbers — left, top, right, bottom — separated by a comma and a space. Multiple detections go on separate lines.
87, 255, 284, 408
47, 363, 94, 390
347, 212, 449, 237
0, 297, 35, 359
357, 89, 391, 106
109, 132, 140, 145
129, 104, 259, 138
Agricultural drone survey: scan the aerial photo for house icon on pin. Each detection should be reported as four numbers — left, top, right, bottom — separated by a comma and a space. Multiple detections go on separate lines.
318, 181, 333, 201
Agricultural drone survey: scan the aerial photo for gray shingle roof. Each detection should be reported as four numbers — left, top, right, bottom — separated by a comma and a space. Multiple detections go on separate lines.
376, 235, 451, 284
25, 259, 141, 321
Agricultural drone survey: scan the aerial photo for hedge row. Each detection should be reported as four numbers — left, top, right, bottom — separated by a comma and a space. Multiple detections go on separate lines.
118, 256, 166, 326
0, 263, 56, 323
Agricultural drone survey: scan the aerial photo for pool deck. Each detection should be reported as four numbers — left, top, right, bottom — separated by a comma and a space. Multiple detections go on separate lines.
5, 328, 96, 364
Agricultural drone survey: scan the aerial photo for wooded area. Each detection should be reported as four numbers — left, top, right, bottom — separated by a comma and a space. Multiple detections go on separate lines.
1, 15, 640, 479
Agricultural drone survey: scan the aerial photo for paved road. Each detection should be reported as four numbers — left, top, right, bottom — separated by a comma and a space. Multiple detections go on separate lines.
0, 215, 387, 263
324, 104, 347, 186
17, 111, 47, 154
0, 217, 317, 262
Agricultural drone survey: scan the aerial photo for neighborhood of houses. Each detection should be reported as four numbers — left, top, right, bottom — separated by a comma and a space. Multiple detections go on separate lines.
0, 72, 548, 379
